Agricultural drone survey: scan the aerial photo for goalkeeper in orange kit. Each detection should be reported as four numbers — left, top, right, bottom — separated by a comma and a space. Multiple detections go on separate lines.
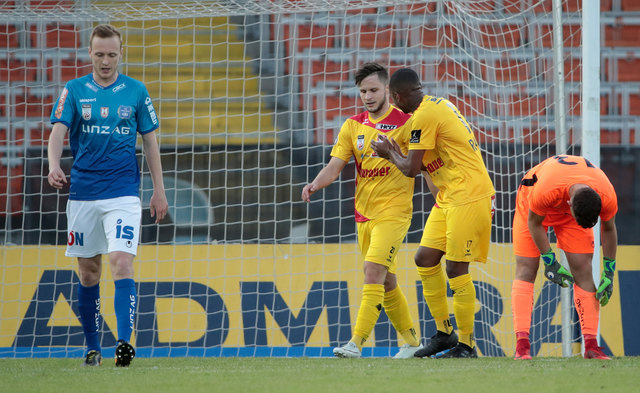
302, 63, 422, 358
511, 155, 618, 360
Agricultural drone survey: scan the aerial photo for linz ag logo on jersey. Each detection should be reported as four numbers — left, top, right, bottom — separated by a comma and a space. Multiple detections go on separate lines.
356, 135, 365, 150
410, 129, 421, 143
376, 123, 397, 131
81, 124, 131, 135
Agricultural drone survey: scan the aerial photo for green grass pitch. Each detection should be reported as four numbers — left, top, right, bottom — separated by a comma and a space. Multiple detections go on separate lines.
1, 357, 638, 393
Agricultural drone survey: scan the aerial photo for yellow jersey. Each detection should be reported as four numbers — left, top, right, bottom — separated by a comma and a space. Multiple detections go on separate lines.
408, 95, 495, 208
331, 105, 414, 221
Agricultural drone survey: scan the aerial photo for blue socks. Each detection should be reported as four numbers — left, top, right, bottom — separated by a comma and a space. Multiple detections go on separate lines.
78, 283, 101, 352
114, 278, 137, 343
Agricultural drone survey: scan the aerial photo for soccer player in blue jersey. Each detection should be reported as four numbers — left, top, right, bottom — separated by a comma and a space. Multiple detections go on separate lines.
47, 24, 168, 367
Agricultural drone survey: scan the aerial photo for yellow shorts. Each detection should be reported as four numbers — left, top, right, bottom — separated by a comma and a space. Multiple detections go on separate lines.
420, 195, 494, 263
357, 215, 411, 274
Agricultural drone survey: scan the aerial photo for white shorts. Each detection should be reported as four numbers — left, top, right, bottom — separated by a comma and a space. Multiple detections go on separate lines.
65, 196, 142, 258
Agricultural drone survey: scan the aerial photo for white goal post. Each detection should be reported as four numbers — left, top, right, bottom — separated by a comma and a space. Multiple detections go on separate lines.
0, 0, 600, 358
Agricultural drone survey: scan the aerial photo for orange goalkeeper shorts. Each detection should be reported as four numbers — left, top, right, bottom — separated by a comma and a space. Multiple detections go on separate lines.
513, 184, 595, 258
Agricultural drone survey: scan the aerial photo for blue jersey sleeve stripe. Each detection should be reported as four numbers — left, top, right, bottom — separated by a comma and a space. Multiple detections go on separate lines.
51, 120, 71, 128
139, 124, 159, 135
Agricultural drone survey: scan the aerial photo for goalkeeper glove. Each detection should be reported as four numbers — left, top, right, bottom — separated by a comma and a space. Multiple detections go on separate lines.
596, 257, 616, 306
541, 249, 574, 288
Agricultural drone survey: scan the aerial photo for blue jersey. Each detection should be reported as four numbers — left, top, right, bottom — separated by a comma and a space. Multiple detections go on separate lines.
51, 73, 159, 201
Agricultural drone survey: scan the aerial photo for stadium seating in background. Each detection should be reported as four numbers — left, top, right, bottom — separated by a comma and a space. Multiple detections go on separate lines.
0, 24, 19, 48
117, 17, 276, 145
279, 2, 640, 147
0, 57, 38, 82
344, 22, 397, 49
29, 23, 79, 48
27, 0, 75, 10
45, 56, 91, 83
605, 24, 640, 47
283, 22, 336, 54
621, 0, 640, 11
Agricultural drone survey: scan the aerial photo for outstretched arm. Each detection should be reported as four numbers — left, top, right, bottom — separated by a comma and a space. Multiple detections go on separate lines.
301, 156, 347, 202
370, 137, 424, 177
142, 131, 168, 223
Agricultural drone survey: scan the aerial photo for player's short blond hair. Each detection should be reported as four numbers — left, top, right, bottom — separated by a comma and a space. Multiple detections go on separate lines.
90, 24, 122, 48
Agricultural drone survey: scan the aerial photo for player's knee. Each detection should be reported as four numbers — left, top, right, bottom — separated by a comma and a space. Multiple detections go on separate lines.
109, 254, 135, 279
78, 271, 100, 286
363, 261, 387, 284
414, 247, 442, 268
445, 261, 469, 278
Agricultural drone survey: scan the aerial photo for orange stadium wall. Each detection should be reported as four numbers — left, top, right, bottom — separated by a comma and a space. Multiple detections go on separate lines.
1, 244, 639, 357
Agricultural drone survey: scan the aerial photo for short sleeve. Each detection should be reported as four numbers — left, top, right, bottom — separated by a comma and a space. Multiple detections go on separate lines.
330, 120, 354, 162
529, 187, 559, 217
50, 84, 75, 127
136, 84, 159, 134
600, 189, 618, 222
408, 105, 438, 151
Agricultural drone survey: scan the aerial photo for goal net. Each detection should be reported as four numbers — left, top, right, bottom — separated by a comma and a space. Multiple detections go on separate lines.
1, 0, 589, 358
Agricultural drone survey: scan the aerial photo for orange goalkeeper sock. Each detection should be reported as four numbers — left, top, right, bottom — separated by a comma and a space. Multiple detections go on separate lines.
574, 284, 599, 336
511, 279, 534, 337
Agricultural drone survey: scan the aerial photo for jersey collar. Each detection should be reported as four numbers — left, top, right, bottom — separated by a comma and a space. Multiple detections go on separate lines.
367, 104, 394, 124
90, 72, 122, 90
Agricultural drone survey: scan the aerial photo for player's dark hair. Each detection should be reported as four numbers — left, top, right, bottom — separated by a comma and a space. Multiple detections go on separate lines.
389, 68, 421, 93
90, 24, 122, 48
572, 187, 601, 228
355, 62, 388, 86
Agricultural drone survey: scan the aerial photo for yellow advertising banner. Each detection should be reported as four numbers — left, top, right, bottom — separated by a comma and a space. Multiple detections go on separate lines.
1, 244, 638, 357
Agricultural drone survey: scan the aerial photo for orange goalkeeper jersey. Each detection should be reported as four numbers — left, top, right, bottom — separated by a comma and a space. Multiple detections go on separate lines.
331, 105, 414, 222
525, 155, 618, 221
408, 95, 495, 208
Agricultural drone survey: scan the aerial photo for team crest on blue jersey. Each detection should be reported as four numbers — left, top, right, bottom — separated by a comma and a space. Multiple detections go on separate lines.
357, 135, 365, 150
81, 104, 91, 120
101, 107, 109, 118
118, 105, 132, 119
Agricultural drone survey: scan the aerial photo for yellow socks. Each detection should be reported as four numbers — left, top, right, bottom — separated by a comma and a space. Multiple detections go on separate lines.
384, 286, 420, 346
450, 273, 476, 347
417, 264, 453, 334
352, 283, 385, 349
